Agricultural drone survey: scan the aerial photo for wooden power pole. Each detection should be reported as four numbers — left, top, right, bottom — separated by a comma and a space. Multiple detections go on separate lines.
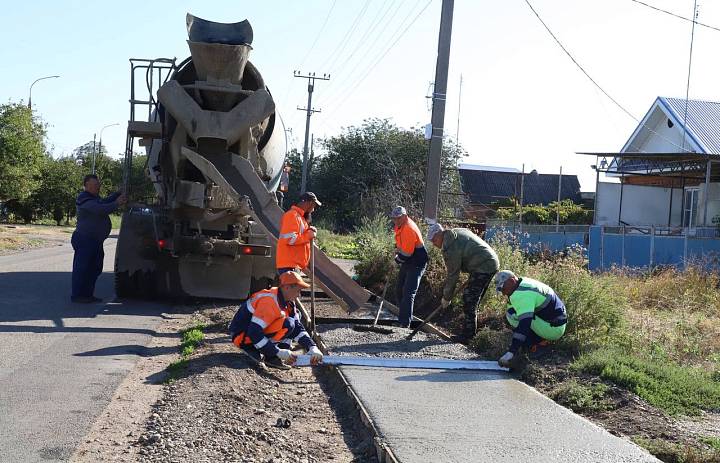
423, 0, 455, 221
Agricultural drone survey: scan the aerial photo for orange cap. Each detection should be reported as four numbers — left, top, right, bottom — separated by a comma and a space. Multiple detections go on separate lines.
279, 271, 310, 288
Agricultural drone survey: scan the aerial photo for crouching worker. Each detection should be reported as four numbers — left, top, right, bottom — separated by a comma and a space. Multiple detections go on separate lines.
229, 271, 323, 370
495, 270, 567, 368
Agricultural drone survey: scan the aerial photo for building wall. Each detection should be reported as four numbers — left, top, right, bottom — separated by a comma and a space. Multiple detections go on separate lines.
698, 182, 720, 225
596, 182, 683, 226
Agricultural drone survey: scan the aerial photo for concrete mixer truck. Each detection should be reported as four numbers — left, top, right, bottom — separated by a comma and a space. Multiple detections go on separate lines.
116, 14, 371, 309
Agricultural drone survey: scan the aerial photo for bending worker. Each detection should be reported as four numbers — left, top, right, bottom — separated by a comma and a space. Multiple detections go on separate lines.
390, 206, 428, 328
427, 223, 499, 341
229, 271, 323, 370
495, 270, 568, 368
276, 192, 321, 275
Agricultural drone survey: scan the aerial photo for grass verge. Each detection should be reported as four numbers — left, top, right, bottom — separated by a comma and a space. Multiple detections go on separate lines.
572, 348, 720, 416
316, 228, 358, 259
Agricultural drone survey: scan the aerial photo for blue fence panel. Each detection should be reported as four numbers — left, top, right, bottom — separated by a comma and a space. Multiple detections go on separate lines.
686, 238, 720, 267
589, 226, 602, 271
601, 234, 623, 269
624, 235, 652, 268
485, 228, 586, 254
653, 236, 684, 267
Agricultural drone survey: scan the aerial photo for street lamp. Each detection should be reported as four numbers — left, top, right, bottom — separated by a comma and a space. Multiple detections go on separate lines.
92, 123, 120, 174
28, 75, 60, 109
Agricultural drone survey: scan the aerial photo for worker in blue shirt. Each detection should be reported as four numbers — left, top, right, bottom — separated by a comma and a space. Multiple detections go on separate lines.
71, 174, 126, 303
495, 270, 567, 368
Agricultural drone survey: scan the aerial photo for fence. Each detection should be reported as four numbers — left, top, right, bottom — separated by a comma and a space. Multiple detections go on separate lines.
588, 225, 720, 270
485, 225, 589, 254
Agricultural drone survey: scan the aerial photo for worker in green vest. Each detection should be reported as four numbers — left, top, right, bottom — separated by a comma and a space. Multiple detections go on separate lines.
495, 270, 568, 368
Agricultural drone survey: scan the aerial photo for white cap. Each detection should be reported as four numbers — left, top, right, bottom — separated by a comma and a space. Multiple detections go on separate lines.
495, 270, 517, 292
389, 206, 407, 218
427, 222, 444, 240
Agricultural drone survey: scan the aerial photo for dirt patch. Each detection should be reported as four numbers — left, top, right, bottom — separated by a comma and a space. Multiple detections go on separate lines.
0, 224, 72, 255
82, 305, 378, 463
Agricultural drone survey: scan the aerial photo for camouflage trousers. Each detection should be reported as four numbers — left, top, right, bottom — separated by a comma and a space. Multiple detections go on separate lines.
461, 272, 495, 339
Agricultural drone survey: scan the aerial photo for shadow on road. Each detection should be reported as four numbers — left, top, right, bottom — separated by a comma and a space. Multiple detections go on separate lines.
0, 270, 174, 334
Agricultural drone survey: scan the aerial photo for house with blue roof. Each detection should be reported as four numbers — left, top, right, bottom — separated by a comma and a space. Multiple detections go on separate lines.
594, 96, 720, 229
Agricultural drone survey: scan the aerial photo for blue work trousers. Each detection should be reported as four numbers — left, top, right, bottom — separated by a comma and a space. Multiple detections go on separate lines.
71, 232, 104, 298
396, 262, 426, 327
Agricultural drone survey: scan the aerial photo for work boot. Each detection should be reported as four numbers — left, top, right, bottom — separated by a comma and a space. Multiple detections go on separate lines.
527, 340, 551, 360
264, 355, 291, 370
240, 346, 265, 367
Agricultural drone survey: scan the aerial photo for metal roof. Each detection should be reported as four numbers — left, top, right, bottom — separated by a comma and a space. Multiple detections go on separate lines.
458, 168, 581, 206
457, 163, 520, 173
660, 97, 720, 154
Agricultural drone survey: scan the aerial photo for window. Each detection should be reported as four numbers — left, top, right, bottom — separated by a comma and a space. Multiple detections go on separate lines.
683, 188, 699, 228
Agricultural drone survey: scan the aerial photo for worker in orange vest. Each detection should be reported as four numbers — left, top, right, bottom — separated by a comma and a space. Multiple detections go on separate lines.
229, 271, 323, 370
390, 206, 429, 327
276, 192, 321, 274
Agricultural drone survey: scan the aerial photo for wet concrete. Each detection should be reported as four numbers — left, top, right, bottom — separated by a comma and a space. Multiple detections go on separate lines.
320, 325, 659, 463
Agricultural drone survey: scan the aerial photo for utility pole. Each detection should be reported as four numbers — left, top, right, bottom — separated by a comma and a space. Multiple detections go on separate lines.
294, 71, 329, 193
456, 73, 462, 143
423, 0, 455, 221
91, 133, 97, 174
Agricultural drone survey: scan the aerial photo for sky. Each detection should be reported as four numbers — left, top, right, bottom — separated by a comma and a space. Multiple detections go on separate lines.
3, 0, 720, 191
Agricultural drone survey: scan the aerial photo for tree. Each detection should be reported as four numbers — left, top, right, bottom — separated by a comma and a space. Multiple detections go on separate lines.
73, 141, 122, 195
314, 118, 466, 230
0, 102, 47, 202
32, 156, 84, 224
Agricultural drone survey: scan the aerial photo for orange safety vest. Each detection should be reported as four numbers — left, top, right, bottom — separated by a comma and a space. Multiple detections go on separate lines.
276, 205, 312, 269
394, 217, 424, 258
232, 287, 293, 347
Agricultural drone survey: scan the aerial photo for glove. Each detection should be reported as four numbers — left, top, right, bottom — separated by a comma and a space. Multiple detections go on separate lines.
276, 348, 297, 365
440, 298, 450, 309
308, 346, 324, 366
394, 254, 404, 265
498, 351, 514, 368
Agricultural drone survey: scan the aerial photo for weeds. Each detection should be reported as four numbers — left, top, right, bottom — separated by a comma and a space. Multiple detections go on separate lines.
633, 437, 720, 463
315, 228, 358, 259
572, 349, 720, 416
165, 323, 206, 383
550, 380, 614, 414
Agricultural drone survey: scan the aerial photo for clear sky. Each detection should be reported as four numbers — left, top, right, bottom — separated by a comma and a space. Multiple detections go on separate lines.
3, 0, 720, 191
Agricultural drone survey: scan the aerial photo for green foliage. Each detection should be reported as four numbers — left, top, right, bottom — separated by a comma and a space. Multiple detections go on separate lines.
32, 156, 84, 225
180, 323, 206, 357
315, 228, 358, 259
495, 199, 592, 225
314, 118, 466, 230
633, 437, 720, 463
572, 349, 720, 416
550, 380, 614, 413
0, 102, 47, 202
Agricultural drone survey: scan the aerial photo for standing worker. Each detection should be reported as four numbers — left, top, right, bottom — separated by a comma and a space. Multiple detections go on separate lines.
390, 206, 428, 328
495, 270, 568, 368
427, 223, 499, 341
276, 192, 321, 275
71, 174, 126, 303
276, 164, 291, 210
229, 271, 323, 370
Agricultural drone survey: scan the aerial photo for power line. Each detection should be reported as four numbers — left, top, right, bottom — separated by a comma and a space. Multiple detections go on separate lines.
297, 0, 339, 71
315, 0, 408, 107
630, 0, 720, 33
319, 0, 372, 72
681, 0, 699, 152
523, 0, 694, 153
319, 0, 433, 121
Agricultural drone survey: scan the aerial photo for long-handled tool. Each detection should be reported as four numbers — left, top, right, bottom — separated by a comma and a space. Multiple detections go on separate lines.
405, 303, 446, 340
310, 242, 316, 334
353, 280, 393, 335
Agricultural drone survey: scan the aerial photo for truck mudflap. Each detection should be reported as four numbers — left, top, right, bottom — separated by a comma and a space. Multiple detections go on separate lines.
181, 146, 371, 311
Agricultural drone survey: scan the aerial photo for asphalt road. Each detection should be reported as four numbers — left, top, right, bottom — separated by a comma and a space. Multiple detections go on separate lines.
0, 238, 168, 462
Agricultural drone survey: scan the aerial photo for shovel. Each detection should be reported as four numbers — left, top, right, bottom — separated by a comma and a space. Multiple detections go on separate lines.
405, 302, 446, 340
353, 279, 393, 335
